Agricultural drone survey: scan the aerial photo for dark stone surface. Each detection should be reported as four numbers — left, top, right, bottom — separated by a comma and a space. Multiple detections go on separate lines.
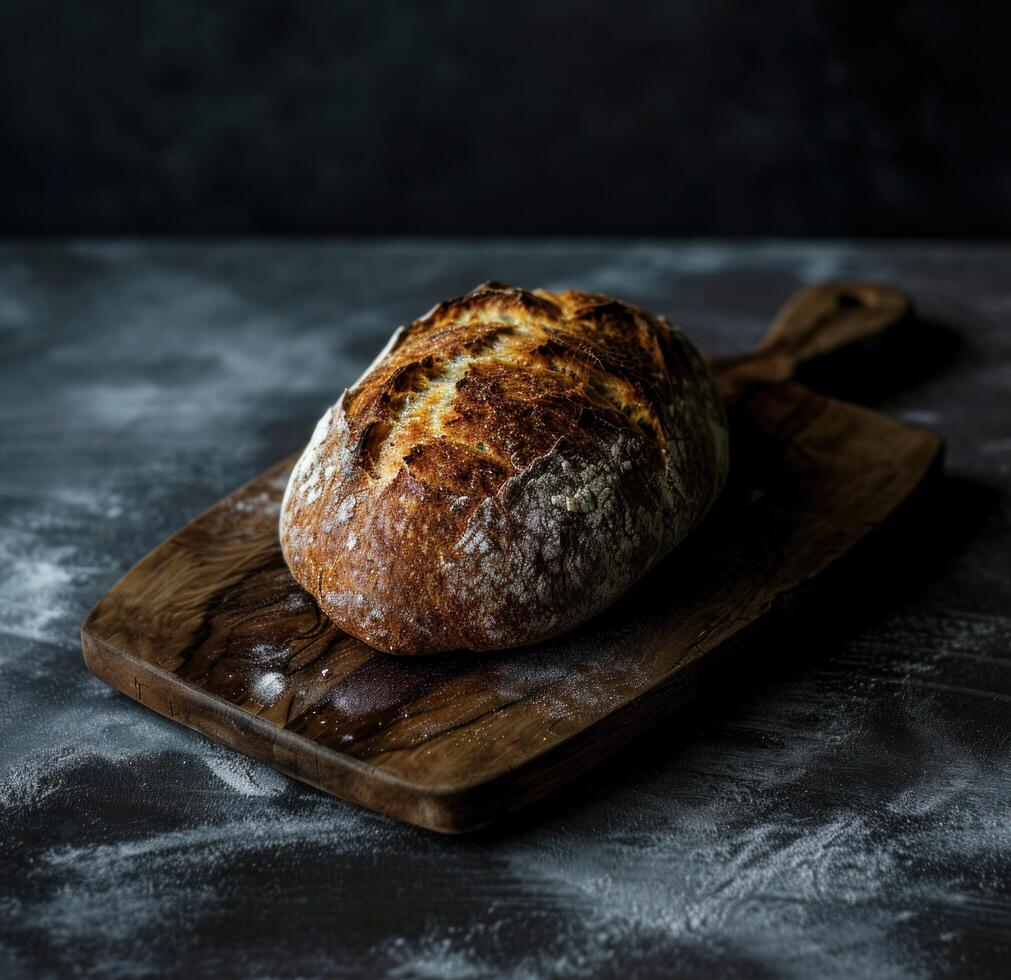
0, 241, 1008, 978
1, 1, 1010, 236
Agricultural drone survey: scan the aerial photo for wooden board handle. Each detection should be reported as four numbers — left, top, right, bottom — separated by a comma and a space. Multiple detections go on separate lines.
709, 282, 912, 405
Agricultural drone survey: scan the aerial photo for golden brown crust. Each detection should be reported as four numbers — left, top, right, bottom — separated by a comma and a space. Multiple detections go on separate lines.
280, 282, 729, 654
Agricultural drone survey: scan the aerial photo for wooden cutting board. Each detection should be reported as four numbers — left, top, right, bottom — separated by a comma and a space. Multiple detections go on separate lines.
82, 282, 942, 833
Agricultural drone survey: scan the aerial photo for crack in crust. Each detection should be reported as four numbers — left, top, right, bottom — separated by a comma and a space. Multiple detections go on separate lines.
280, 282, 729, 655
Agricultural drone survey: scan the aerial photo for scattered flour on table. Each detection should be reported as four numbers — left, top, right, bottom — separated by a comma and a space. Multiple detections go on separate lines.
0, 474, 134, 659
0, 545, 77, 645
27, 806, 398, 972
199, 744, 289, 798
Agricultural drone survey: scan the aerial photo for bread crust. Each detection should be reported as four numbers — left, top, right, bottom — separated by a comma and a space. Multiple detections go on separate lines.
280, 282, 729, 654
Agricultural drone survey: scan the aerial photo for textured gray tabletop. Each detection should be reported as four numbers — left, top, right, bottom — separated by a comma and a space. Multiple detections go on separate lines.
1, 241, 1009, 979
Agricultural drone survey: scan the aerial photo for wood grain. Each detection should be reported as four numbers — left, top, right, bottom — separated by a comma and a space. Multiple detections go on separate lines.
81, 282, 942, 832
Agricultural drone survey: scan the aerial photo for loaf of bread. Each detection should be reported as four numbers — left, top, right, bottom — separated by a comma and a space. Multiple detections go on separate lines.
280, 282, 729, 655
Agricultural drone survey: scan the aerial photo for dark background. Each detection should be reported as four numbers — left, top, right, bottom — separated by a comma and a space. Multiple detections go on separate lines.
2, 0, 1010, 236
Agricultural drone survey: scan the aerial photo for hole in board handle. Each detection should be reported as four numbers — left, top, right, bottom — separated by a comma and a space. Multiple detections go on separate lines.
836, 291, 865, 310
